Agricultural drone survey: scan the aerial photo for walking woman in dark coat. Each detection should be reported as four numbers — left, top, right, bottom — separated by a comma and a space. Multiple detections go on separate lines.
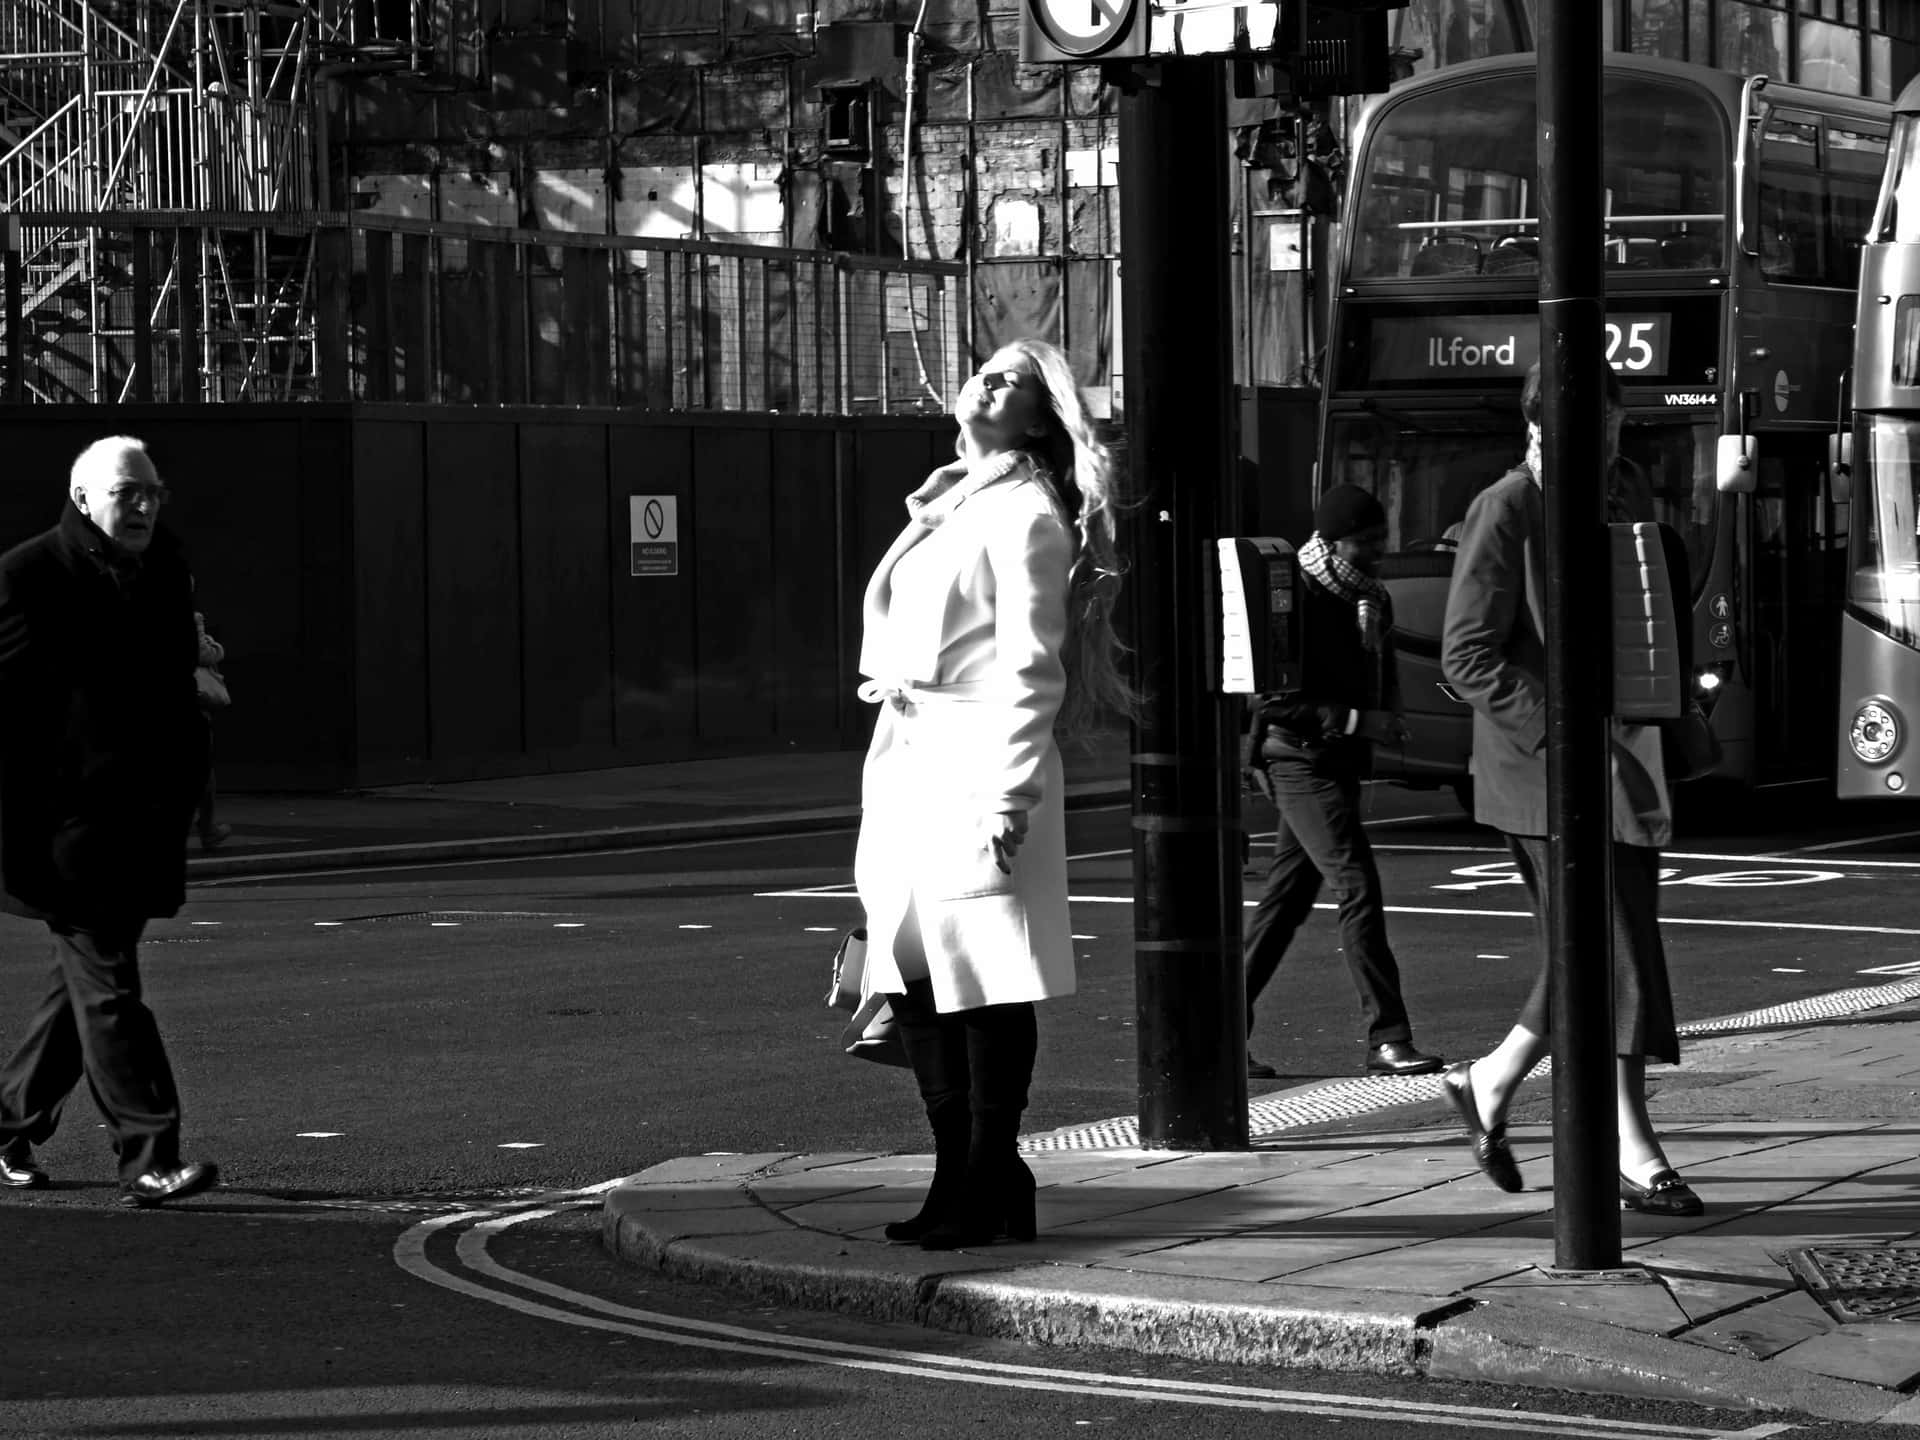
0, 435, 218, 1206
1438, 364, 1698, 1218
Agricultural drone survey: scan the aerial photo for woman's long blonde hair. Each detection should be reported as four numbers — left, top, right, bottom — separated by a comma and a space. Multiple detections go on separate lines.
985, 337, 1136, 738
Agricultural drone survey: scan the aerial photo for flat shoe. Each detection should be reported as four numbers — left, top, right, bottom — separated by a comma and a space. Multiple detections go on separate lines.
121, 1160, 219, 1208
1247, 1055, 1279, 1080
0, 1146, 48, 1189
1368, 1041, 1444, 1076
1440, 1061, 1523, 1193
1619, 1168, 1703, 1217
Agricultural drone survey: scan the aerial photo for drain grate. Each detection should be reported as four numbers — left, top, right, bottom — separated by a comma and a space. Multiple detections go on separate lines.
1786, 1246, 1920, 1322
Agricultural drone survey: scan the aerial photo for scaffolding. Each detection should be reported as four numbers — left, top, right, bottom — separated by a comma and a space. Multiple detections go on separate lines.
0, 0, 418, 400
1, 210, 968, 413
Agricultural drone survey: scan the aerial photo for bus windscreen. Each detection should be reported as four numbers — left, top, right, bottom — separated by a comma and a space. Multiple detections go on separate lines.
1851, 415, 1920, 649
1351, 73, 1728, 281
1325, 410, 1719, 593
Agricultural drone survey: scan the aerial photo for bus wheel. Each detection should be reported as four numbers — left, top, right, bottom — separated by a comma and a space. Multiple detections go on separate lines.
1451, 778, 1474, 814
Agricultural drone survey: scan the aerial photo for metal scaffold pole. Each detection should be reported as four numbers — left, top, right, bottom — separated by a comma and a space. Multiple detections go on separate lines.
1538, 0, 1622, 1271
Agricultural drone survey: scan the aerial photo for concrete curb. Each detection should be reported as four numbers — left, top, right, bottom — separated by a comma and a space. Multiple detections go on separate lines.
187, 782, 1133, 879
601, 1160, 1920, 1427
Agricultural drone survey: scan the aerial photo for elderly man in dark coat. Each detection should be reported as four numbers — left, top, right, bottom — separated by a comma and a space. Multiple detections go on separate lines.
0, 435, 217, 1206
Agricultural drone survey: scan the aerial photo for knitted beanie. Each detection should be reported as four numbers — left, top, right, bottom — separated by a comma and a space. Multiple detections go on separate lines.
1312, 484, 1387, 542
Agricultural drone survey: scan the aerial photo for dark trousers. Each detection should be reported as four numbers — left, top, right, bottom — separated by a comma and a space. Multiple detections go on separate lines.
1244, 754, 1412, 1047
0, 921, 181, 1181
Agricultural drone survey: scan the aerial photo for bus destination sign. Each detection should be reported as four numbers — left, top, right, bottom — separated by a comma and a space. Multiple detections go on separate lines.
1370, 313, 1674, 382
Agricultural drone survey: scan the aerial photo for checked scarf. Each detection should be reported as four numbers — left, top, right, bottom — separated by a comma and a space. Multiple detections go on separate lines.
1299, 531, 1392, 654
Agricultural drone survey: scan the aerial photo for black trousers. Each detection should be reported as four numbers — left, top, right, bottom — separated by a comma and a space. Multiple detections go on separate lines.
0, 920, 181, 1182
1243, 752, 1412, 1047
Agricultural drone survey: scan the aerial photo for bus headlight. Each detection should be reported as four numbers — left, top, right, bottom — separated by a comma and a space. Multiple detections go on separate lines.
1850, 702, 1902, 764
1693, 663, 1731, 715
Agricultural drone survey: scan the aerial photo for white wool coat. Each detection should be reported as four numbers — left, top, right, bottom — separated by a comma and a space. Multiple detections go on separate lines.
853, 457, 1077, 1012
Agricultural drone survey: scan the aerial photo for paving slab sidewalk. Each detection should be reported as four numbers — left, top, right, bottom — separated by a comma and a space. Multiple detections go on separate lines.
605, 1012, 1920, 1427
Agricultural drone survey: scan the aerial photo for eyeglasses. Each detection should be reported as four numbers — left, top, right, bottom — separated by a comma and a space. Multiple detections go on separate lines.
107, 483, 171, 507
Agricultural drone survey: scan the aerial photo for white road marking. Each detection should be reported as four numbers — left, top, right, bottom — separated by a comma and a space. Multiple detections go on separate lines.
679, 924, 711, 930
1788, 829, 1920, 854
1683, 849, 1920, 869
430, 922, 460, 927
390, 1204, 1780, 1439
752, 886, 1920, 936
296, 1131, 343, 1139
313, 921, 342, 927
554, 922, 584, 928
190, 920, 221, 926
497, 1142, 543, 1150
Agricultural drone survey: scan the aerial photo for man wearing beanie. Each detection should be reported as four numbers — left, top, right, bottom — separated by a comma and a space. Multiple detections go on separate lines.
1240, 484, 1443, 1081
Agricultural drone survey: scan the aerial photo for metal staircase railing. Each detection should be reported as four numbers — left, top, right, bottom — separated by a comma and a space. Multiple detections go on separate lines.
0, 0, 373, 399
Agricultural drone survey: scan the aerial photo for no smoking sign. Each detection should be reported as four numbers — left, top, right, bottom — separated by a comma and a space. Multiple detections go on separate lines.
629, 494, 679, 577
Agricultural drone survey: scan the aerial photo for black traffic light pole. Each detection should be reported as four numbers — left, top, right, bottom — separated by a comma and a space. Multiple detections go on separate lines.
1119, 59, 1249, 1150
1538, 0, 1622, 1270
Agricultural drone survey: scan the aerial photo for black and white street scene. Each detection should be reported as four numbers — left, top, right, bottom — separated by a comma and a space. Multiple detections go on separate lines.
10, 1, 1920, 1437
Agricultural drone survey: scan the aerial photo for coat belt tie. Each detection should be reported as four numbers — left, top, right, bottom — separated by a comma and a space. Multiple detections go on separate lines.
857, 678, 1002, 712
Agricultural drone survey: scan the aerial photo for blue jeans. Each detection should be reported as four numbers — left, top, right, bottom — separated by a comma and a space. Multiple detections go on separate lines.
1243, 750, 1412, 1048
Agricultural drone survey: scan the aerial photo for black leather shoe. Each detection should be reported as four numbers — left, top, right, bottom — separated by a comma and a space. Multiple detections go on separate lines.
120, 1161, 219, 1208
1367, 1041, 1444, 1076
1247, 1055, 1280, 1080
1440, 1061, 1523, 1193
0, 1145, 48, 1189
1619, 1168, 1703, 1217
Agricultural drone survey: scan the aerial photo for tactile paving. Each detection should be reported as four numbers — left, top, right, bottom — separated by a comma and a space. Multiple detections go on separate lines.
1021, 977, 1920, 1153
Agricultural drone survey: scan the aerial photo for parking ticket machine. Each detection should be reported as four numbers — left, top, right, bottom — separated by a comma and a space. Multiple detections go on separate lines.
1216, 537, 1302, 695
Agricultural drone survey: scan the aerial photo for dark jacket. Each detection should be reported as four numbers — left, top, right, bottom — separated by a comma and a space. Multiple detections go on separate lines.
1245, 567, 1396, 771
0, 504, 208, 924
1439, 467, 1549, 836
1439, 465, 1672, 845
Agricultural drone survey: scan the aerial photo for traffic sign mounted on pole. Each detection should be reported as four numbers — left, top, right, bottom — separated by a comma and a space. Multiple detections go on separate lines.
1021, 1, 1405, 97
1022, 0, 1148, 61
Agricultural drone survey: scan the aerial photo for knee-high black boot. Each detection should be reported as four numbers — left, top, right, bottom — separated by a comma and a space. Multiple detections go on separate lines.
885, 979, 973, 1243
920, 1001, 1039, 1250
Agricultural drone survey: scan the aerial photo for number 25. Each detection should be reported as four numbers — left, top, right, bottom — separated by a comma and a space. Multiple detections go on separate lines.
1604, 321, 1655, 372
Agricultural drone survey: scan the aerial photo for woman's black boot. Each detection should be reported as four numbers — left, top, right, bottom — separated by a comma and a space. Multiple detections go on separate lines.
884, 980, 973, 1243
919, 1001, 1038, 1251
884, 1097, 969, 1242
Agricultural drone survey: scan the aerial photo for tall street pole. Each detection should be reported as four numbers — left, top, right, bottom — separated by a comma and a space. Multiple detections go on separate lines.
1119, 59, 1248, 1150
1537, 0, 1621, 1269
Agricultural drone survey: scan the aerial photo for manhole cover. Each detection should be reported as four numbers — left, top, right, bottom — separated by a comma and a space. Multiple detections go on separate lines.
1786, 1245, 1920, 1322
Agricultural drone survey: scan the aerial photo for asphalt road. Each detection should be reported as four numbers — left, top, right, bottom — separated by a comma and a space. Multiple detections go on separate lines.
4, 786, 1915, 1438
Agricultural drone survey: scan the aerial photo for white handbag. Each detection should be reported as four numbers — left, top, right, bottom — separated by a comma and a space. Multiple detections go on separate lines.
825, 927, 908, 1067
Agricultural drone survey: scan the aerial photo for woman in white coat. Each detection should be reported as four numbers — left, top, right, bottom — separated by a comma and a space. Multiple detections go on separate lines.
854, 337, 1129, 1251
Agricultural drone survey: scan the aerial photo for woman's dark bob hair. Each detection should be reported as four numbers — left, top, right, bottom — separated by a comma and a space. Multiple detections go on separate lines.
1519, 358, 1623, 424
